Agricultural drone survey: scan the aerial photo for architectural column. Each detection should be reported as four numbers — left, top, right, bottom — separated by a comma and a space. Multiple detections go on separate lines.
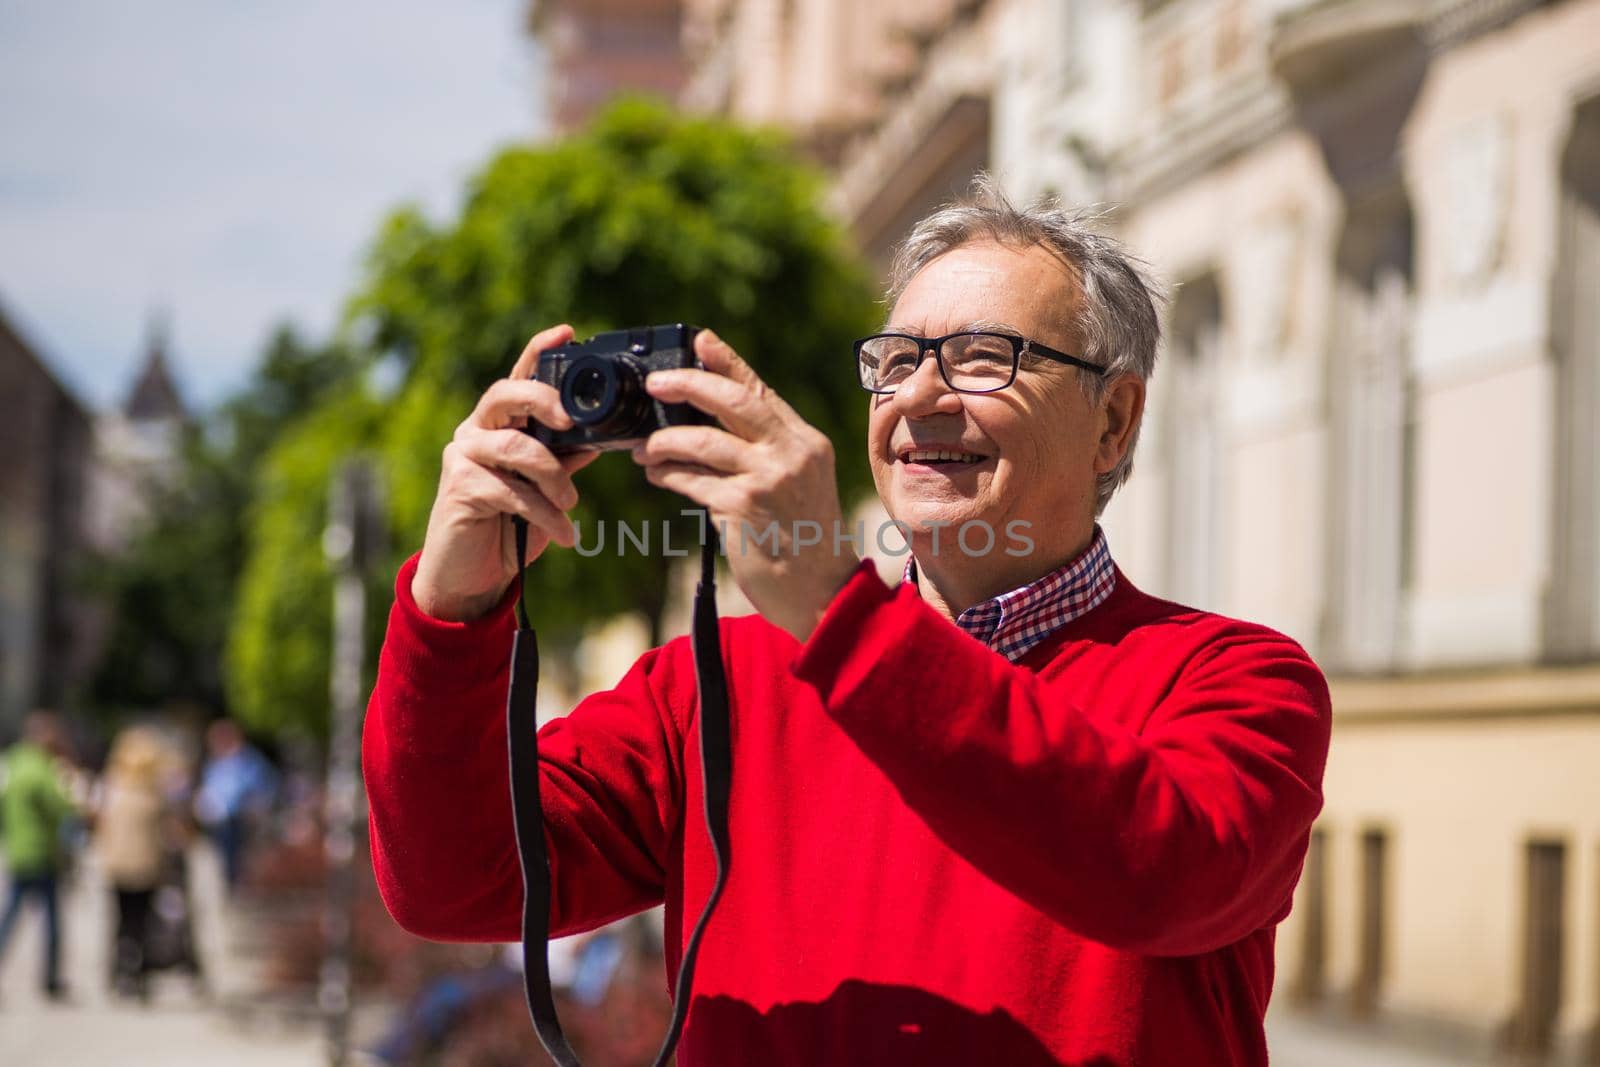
1164, 274, 1225, 609
1326, 199, 1414, 671
1270, 5, 1427, 672
1544, 97, 1600, 660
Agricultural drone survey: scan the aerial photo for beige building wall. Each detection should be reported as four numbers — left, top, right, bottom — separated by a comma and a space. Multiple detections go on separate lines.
684, 0, 1000, 266
1279, 666, 1600, 1048
1400, 0, 1600, 669
1110, 128, 1342, 650
1275, 6, 1600, 1055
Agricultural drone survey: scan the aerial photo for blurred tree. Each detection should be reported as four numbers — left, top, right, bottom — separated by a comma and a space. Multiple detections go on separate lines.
223, 99, 881, 736
86, 325, 357, 720
220, 322, 359, 461
225, 391, 384, 737
85, 427, 246, 715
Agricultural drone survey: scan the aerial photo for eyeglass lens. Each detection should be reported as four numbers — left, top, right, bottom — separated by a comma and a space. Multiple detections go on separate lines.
859, 333, 1016, 393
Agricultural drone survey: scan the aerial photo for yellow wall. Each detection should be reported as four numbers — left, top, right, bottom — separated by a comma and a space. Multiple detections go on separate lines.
1280, 711, 1600, 1043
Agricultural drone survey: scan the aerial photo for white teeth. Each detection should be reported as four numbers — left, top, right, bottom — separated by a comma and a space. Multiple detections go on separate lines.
904, 449, 982, 464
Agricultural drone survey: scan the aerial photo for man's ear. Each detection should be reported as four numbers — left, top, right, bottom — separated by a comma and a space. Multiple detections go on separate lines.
1095, 375, 1146, 475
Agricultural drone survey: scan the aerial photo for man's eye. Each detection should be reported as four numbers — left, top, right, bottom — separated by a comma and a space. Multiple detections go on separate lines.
947, 336, 1012, 364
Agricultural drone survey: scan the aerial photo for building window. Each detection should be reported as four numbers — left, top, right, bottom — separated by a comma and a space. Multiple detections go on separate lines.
1352, 826, 1388, 1018
1293, 826, 1328, 1003
1510, 840, 1566, 1056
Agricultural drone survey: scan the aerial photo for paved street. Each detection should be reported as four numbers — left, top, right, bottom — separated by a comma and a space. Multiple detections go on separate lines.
1268, 1010, 1505, 1067
0, 845, 323, 1067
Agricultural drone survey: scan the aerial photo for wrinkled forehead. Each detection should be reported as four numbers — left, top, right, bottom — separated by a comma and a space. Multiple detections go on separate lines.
884, 240, 1081, 346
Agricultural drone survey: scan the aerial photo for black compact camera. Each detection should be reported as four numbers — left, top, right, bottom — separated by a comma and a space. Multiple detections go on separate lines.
529, 323, 713, 453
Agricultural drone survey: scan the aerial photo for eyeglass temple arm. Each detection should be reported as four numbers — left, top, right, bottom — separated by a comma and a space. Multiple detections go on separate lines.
1021, 339, 1108, 376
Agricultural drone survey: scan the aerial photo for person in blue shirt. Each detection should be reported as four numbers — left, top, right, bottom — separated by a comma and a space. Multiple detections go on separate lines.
193, 719, 278, 891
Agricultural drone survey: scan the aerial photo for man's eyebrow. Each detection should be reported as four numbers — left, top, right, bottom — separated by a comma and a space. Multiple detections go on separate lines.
959, 319, 1023, 335
876, 319, 1025, 335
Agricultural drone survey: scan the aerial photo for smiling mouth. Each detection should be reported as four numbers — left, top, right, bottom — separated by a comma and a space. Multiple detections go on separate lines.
897, 448, 990, 467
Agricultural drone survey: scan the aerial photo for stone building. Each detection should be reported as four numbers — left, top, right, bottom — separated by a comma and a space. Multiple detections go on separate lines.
531, 0, 690, 133
682, 0, 999, 268
0, 303, 96, 736
0, 306, 188, 737
87, 315, 187, 554
1031, 4, 1600, 1059
532, 0, 1600, 1058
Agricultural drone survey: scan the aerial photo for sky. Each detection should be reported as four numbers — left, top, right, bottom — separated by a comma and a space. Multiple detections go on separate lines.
0, 0, 542, 411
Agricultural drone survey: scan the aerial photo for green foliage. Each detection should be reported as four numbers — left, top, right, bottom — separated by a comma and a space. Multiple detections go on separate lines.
85, 426, 248, 715
219, 324, 361, 462
218, 98, 880, 737
224, 393, 385, 735
86, 325, 357, 723
351, 97, 881, 635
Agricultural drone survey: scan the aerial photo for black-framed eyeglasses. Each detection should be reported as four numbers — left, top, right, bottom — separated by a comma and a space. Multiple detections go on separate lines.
854, 331, 1106, 395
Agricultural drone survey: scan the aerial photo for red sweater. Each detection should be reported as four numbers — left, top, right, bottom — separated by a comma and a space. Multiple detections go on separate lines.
365, 555, 1331, 1066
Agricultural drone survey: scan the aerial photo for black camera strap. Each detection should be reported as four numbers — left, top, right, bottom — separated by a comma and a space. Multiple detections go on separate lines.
507, 513, 732, 1067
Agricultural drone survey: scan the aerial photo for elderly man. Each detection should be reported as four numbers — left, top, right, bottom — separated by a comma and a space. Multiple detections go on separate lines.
364, 184, 1331, 1066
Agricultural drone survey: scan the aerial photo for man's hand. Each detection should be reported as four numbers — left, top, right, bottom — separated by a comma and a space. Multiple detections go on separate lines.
631, 330, 860, 642
412, 324, 601, 622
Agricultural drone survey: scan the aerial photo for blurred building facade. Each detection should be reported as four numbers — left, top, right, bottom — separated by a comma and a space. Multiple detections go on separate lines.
0, 305, 97, 736
88, 315, 187, 554
1067, 3, 1600, 1060
532, 0, 690, 134
0, 306, 188, 736
532, 0, 1600, 1059
681, 0, 1000, 268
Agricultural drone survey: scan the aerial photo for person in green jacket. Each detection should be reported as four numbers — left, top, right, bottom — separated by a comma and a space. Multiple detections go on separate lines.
0, 710, 76, 999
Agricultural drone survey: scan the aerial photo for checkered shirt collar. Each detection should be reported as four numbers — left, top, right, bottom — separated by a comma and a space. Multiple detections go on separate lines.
902, 525, 1116, 662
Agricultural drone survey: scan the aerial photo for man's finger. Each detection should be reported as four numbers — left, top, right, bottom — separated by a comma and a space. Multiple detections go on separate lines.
693, 329, 759, 386
510, 324, 575, 380
645, 370, 768, 439
471, 379, 574, 432
455, 427, 581, 510
466, 466, 577, 549
696, 328, 810, 428
631, 426, 748, 473
641, 461, 732, 513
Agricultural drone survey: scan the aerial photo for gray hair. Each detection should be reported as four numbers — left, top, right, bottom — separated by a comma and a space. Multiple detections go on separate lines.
887, 175, 1164, 515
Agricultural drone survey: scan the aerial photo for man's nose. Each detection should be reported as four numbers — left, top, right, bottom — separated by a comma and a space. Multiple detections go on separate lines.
891, 353, 963, 416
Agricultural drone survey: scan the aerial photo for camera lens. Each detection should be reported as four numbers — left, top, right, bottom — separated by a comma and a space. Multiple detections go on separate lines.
568, 367, 608, 414
560, 354, 651, 437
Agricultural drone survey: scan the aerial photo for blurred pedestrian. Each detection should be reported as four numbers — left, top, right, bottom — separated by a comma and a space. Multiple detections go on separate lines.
94, 726, 185, 999
358, 944, 524, 1066
193, 719, 277, 891
0, 710, 77, 1001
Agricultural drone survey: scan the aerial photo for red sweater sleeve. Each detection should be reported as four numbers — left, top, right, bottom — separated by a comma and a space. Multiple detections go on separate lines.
792, 562, 1332, 957
363, 554, 686, 942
